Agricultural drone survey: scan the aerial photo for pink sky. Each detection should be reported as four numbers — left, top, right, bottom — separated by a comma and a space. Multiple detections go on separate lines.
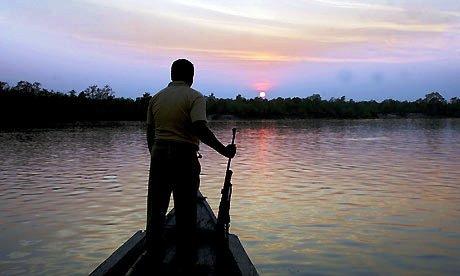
1, 0, 459, 100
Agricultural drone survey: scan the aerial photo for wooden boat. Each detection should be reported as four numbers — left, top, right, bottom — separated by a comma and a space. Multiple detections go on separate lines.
90, 192, 258, 275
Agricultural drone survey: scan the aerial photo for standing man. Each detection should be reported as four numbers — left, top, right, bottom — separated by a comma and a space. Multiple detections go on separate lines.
146, 59, 236, 268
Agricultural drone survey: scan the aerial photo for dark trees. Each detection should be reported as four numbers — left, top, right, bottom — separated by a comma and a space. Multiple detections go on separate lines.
0, 80, 459, 127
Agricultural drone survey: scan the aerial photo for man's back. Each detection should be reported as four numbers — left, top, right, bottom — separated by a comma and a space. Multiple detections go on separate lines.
147, 81, 207, 146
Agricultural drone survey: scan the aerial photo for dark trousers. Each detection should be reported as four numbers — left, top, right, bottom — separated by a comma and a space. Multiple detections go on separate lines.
146, 140, 201, 265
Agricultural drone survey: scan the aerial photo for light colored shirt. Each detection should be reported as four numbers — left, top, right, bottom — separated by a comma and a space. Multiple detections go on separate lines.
147, 81, 207, 146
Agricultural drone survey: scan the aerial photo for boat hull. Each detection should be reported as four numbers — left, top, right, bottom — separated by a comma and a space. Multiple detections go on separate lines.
90, 192, 257, 275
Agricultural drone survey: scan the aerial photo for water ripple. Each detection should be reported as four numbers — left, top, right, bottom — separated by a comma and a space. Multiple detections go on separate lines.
0, 119, 459, 275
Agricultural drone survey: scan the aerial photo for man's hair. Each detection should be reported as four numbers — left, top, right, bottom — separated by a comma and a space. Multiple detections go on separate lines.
171, 59, 194, 83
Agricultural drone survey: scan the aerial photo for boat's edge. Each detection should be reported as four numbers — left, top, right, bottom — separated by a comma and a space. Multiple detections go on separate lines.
228, 234, 259, 276
89, 230, 259, 276
90, 230, 146, 276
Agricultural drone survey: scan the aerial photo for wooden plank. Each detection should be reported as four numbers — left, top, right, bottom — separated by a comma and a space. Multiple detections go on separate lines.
90, 230, 145, 276
164, 191, 217, 232
198, 192, 218, 223
228, 234, 259, 276
197, 192, 217, 231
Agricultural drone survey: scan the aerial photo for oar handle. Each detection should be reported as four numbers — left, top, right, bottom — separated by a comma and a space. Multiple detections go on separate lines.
226, 128, 237, 170
231, 128, 237, 146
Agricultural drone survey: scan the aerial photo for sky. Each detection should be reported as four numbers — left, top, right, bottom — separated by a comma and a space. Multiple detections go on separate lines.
1, 0, 459, 100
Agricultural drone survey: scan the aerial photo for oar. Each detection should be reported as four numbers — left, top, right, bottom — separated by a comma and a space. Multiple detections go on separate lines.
217, 128, 237, 239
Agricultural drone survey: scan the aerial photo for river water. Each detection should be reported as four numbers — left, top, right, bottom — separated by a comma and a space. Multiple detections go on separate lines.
1, 119, 460, 275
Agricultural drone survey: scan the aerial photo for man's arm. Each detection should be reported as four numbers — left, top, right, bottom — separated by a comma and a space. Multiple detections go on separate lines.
192, 120, 235, 158
147, 123, 155, 154
146, 97, 155, 153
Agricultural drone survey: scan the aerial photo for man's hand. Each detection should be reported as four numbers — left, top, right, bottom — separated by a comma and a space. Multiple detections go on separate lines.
223, 144, 236, 159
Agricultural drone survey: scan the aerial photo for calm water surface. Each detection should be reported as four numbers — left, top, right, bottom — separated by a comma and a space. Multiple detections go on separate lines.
1, 119, 460, 275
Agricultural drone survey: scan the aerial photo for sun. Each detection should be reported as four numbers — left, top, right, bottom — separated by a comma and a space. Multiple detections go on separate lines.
259, 91, 266, 98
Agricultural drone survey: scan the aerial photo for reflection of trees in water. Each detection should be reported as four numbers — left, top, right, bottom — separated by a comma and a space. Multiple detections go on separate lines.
1, 124, 143, 170
419, 119, 449, 152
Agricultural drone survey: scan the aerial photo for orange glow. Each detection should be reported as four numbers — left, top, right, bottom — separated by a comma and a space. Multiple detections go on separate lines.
253, 81, 272, 92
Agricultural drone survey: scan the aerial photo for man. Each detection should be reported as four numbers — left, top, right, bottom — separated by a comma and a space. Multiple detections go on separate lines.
146, 59, 236, 268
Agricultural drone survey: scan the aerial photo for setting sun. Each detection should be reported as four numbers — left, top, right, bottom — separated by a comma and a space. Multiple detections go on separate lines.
259, 91, 266, 98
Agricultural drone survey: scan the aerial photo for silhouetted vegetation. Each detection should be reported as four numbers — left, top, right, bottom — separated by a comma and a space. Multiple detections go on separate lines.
207, 92, 460, 119
0, 80, 459, 127
0, 81, 150, 127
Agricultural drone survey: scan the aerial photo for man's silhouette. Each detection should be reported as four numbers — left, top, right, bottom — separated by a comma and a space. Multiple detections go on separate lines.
146, 59, 236, 268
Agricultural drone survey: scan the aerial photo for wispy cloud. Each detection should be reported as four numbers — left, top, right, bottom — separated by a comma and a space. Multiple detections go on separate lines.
2, 1, 460, 65
170, 0, 276, 21
311, 0, 403, 11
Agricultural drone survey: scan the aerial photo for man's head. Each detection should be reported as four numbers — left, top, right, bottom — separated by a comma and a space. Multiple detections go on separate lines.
171, 59, 194, 86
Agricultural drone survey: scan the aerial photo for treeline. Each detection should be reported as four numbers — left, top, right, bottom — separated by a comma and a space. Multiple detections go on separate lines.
0, 81, 150, 126
0, 80, 459, 126
207, 93, 460, 119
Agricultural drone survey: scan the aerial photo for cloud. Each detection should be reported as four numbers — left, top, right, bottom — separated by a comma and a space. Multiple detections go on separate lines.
170, 0, 276, 21
127, 45, 444, 64
2, 0, 459, 66
311, 0, 402, 11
